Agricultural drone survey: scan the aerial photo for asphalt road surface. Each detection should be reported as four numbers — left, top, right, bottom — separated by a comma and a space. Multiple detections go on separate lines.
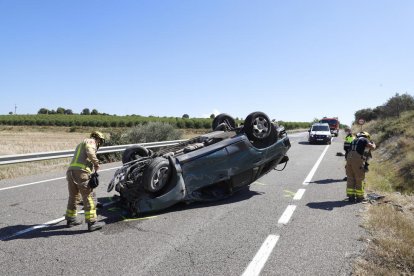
0, 131, 366, 276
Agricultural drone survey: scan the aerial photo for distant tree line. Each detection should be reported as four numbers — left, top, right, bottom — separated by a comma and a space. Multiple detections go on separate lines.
37, 107, 109, 116
354, 93, 414, 123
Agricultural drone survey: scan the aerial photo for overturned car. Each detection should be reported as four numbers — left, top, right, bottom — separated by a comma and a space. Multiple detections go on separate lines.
108, 111, 291, 216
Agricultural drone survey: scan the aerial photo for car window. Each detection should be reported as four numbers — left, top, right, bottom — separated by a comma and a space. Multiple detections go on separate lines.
312, 125, 329, 131
320, 119, 337, 125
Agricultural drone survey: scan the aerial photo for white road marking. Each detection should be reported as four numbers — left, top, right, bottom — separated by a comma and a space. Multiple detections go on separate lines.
278, 205, 296, 225
1, 201, 115, 240
302, 144, 329, 185
241, 235, 280, 276
0, 166, 121, 192
293, 188, 306, 200
242, 140, 328, 274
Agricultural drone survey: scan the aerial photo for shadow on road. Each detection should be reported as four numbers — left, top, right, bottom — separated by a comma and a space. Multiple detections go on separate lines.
306, 200, 351, 211
1, 188, 261, 241
297, 141, 328, 146
309, 178, 345, 185
0, 197, 124, 241
163, 187, 261, 215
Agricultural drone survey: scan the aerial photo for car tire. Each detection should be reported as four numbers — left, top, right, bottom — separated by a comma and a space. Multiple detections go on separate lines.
142, 157, 171, 193
212, 114, 236, 130
243, 112, 271, 141
122, 145, 150, 164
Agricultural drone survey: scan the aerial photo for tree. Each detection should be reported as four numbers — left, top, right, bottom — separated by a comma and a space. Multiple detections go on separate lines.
38, 108, 49, 114
210, 114, 215, 119
56, 107, 65, 114
9, 111, 13, 115
381, 93, 414, 118
354, 108, 377, 122
91, 109, 99, 115
182, 114, 190, 119
81, 108, 90, 115
65, 109, 73, 115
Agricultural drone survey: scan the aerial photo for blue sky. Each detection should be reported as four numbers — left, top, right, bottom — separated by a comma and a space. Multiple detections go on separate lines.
1, 1, 413, 126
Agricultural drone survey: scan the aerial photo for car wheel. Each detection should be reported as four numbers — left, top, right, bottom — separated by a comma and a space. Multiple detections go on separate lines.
244, 112, 271, 141
122, 145, 150, 164
142, 157, 171, 193
212, 113, 236, 130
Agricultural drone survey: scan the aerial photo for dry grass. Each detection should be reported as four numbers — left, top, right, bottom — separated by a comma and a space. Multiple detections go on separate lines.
0, 126, 92, 179
0, 126, 91, 155
353, 113, 414, 275
0, 126, 201, 180
354, 194, 414, 275
0, 158, 71, 180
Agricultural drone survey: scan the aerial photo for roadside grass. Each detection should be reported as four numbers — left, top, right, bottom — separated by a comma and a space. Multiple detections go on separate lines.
353, 111, 414, 275
0, 125, 188, 180
0, 158, 71, 180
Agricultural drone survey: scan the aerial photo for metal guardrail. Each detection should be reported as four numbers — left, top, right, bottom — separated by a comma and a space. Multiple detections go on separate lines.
0, 139, 188, 166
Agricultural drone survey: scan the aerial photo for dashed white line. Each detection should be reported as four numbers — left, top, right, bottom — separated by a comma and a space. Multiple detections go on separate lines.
278, 205, 297, 225
0, 166, 120, 192
293, 188, 306, 200
242, 235, 280, 276
302, 144, 329, 185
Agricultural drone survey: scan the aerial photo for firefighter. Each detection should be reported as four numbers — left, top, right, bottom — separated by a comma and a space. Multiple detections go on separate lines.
342, 128, 355, 181
65, 131, 105, 231
346, 131, 376, 203
343, 128, 355, 159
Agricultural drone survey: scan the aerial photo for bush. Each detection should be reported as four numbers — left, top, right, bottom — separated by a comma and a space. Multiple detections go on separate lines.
124, 122, 182, 144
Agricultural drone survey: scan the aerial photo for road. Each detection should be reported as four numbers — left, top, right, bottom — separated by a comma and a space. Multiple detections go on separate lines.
0, 132, 366, 276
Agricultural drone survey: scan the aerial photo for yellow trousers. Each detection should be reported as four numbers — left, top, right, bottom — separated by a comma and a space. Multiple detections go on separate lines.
65, 170, 97, 222
346, 152, 365, 199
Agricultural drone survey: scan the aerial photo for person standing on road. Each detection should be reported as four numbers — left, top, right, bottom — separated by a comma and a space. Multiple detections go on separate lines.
65, 131, 105, 231
343, 128, 355, 159
342, 128, 356, 181
346, 131, 376, 203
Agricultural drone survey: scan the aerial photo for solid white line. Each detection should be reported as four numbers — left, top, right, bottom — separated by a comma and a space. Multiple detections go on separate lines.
0, 166, 121, 192
242, 235, 280, 276
278, 205, 297, 225
302, 144, 329, 185
293, 189, 306, 200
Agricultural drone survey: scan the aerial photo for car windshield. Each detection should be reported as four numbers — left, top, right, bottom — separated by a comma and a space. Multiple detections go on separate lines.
312, 125, 330, 131
320, 119, 337, 125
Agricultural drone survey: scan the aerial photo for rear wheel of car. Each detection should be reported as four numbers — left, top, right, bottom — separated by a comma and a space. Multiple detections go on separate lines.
212, 114, 236, 130
142, 157, 171, 193
122, 145, 150, 164
244, 112, 271, 141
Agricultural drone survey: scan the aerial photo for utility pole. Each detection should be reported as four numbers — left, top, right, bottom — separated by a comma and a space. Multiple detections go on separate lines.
14, 104, 17, 114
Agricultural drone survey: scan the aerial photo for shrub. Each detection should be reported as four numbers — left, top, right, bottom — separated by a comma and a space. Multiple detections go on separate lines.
124, 122, 182, 144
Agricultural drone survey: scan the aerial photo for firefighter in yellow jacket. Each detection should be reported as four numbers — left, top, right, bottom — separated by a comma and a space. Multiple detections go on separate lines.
346, 131, 376, 203
65, 131, 105, 231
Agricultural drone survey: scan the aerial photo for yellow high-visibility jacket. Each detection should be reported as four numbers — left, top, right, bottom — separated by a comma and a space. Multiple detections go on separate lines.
68, 138, 99, 173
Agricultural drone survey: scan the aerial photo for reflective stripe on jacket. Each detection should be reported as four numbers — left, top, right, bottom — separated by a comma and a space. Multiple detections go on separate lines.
68, 138, 99, 173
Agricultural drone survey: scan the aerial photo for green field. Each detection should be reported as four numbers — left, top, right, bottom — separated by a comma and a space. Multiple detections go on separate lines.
0, 114, 311, 130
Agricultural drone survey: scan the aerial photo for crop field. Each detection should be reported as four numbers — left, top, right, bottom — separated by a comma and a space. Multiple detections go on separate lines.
0, 114, 215, 129
0, 114, 312, 130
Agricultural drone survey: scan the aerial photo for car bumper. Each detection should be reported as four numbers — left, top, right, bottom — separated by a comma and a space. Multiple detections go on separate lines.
309, 136, 331, 143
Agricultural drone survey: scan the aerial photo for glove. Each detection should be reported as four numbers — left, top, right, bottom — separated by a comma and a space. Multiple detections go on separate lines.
88, 172, 100, 189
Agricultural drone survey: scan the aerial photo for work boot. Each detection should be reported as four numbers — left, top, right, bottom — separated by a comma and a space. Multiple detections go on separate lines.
355, 197, 365, 203
348, 196, 355, 203
66, 218, 82, 227
87, 221, 103, 232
